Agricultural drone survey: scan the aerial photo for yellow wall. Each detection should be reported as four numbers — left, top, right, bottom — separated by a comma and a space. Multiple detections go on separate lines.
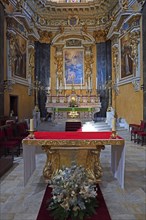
114, 83, 143, 124
4, 84, 34, 120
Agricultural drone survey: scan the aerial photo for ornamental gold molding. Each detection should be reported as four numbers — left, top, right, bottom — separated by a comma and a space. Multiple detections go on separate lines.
129, 30, 140, 68
23, 138, 124, 181
41, 144, 105, 182
86, 145, 105, 182
22, 138, 125, 147
42, 145, 60, 179
119, 0, 128, 10
112, 45, 120, 95
38, 30, 52, 43
93, 30, 108, 43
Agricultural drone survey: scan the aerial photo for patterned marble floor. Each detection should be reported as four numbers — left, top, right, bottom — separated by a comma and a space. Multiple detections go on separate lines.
0, 121, 146, 220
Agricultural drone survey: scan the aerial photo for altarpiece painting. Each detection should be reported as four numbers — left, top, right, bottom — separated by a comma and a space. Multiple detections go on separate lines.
120, 33, 134, 79
13, 34, 27, 78
64, 49, 84, 85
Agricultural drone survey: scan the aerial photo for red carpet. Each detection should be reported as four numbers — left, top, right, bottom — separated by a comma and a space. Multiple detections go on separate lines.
36, 184, 112, 220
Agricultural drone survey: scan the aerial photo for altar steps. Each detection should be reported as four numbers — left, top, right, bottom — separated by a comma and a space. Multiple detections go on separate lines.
82, 121, 111, 132
38, 120, 123, 132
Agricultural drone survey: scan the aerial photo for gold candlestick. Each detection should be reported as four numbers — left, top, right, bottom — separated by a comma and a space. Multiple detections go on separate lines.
28, 130, 34, 139
110, 130, 117, 139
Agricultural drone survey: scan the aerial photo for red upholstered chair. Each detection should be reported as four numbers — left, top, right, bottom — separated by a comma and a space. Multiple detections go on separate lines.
129, 123, 140, 131
0, 129, 20, 157
16, 121, 29, 138
4, 126, 23, 154
131, 121, 146, 143
137, 131, 146, 146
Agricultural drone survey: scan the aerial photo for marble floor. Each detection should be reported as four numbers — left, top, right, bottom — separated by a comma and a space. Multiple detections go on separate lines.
0, 120, 146, 220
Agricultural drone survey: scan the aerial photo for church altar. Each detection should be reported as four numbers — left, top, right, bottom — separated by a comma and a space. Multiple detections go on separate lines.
22, 131, 125, 188
46, 94, 101, 120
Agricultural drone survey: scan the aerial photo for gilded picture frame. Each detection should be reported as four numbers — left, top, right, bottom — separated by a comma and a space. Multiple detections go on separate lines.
64, 48, 84, 85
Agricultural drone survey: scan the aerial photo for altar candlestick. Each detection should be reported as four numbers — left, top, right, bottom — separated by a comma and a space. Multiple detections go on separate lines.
112, 118, 116, 131
30, 119, 34, 131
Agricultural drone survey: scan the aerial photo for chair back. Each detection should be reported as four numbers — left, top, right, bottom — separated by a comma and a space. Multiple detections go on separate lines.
0, 129, 5, 141
5, 126, 14, 138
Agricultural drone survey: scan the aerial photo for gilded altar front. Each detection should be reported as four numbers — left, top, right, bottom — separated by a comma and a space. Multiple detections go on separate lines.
22, 133, 125, 188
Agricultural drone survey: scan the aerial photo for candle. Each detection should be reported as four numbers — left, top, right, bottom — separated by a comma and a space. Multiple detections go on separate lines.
49, 77, 51, 89
96, 77, 97, 89
81, 77, 82, 89
64, 77, 66, 90
88, 77, 90, 90
57, 78, 59, 90
112, 118, 116, 131
30, 119, 34, 131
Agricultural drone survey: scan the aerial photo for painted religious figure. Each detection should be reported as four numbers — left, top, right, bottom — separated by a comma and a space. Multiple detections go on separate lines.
13, 35, 27, 78
120, 33, 133, 78
64, 49, 84, 85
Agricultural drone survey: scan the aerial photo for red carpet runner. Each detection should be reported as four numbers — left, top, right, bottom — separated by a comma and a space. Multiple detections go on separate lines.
36, 184, 112, 220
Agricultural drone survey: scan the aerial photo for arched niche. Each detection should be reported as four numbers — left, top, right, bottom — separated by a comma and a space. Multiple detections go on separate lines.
50, 31, 97, 96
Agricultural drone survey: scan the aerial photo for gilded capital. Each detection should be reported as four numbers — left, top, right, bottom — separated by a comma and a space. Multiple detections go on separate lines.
38, 30, 52, 43
93, 30, 108, 43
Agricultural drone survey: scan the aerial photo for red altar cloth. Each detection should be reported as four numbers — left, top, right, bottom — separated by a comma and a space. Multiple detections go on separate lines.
34, 131, 123, 140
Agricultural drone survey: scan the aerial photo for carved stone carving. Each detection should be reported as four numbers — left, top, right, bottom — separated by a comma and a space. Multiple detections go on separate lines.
66, 39, 81, 47
38, 30, 52, 43
112, 45, 120, 84
54, 46, 64, 89
84, 46, 93, 79
119, 0, 128, 10
15, 0, 24, 12
132, 79, 140, 92
93, 30, 108, 43
129, 31, 140, 68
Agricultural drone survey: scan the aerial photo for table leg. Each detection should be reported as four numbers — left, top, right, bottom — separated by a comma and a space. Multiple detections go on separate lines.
86, 145, 105, 182
42, 145, 60, 180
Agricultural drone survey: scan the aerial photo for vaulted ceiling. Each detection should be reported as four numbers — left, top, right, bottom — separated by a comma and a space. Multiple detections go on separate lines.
26, 0, 119, 31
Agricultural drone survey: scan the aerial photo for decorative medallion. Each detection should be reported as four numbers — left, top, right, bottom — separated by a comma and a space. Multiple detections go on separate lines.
68, 15, 79, 26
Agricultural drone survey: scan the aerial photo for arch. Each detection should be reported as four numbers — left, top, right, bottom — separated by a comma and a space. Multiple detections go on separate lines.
52, 31, 95, 45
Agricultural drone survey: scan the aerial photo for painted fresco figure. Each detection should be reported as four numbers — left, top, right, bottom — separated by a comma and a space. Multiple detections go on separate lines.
121, 45, 133, 77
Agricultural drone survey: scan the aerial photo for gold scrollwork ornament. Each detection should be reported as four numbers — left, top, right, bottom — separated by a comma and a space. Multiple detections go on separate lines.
86, 145, 105, 182
42, 146, 60, 180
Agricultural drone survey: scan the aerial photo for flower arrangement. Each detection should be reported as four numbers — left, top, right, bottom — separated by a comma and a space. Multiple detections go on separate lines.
47, 162, 99, 220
